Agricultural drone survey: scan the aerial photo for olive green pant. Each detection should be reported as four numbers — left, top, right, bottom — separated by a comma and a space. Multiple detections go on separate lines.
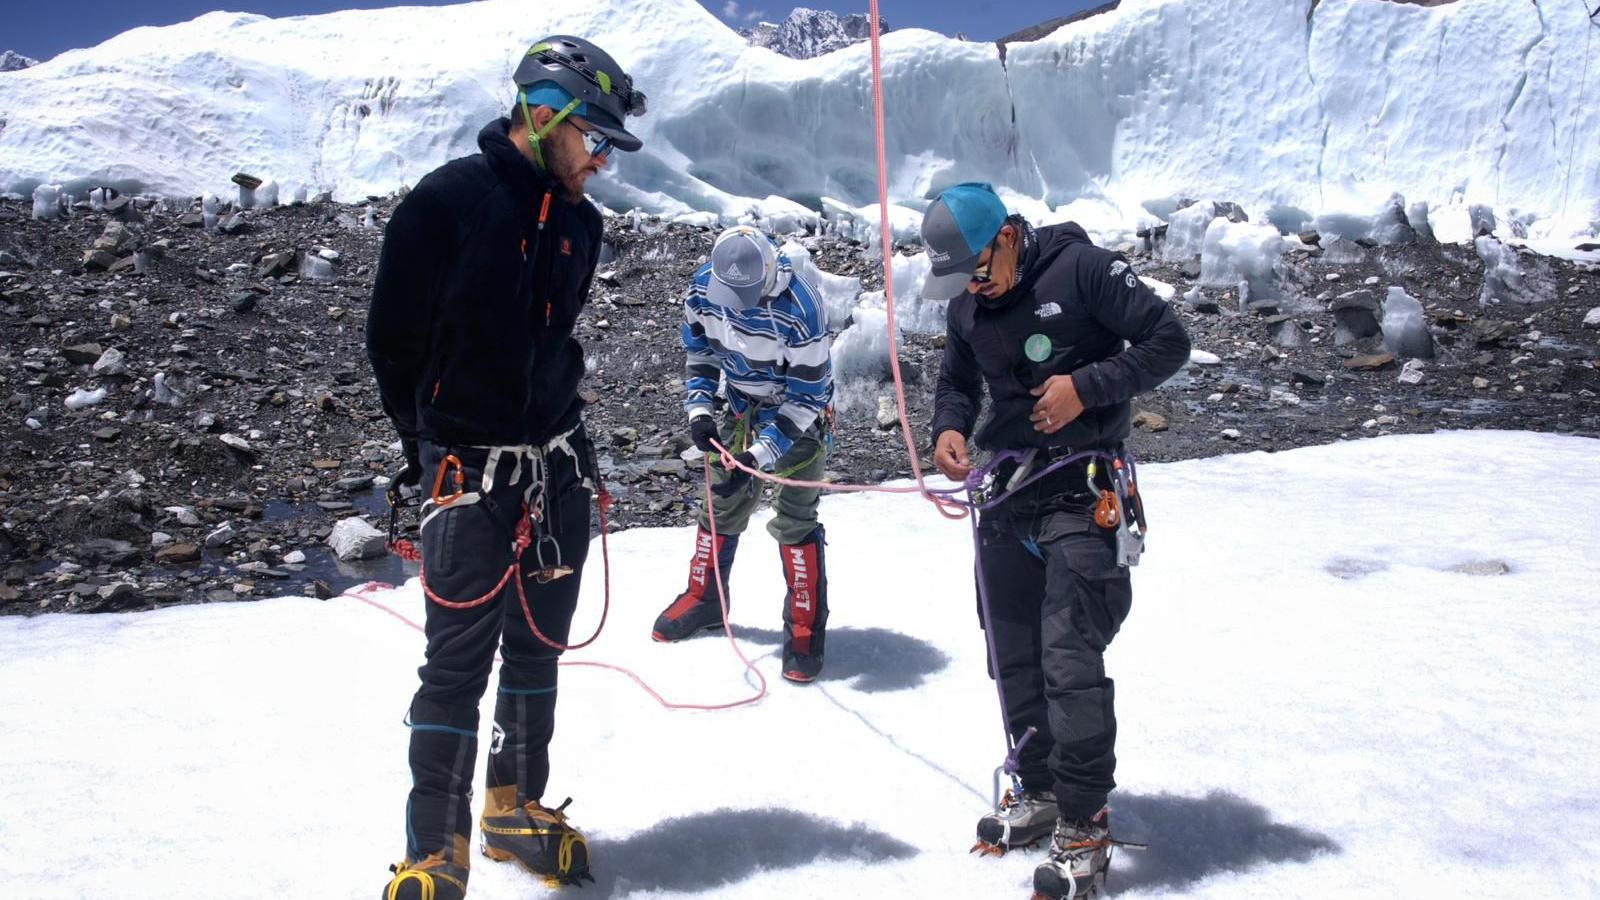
697, 414, 827, 545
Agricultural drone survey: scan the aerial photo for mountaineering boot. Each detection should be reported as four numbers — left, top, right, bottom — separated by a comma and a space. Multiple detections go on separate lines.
480, 796, 594, 887
653, 527, 739, 642
381, 853, 468, 900
972, 787, 1058, 855
778, 526, 828, 683
1032, 809, 1113, 900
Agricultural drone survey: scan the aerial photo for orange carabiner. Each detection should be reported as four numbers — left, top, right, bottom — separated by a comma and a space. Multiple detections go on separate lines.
1093, 490, 1121, 529
432, 454, 466, 506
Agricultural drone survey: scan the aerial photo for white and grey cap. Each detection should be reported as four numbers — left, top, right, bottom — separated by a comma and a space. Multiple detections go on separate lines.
707, 226, 779, 308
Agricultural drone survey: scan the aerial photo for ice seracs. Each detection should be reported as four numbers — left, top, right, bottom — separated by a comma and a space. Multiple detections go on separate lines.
1380, 286, 1434, 360
0, 0, 1592, 245
31, 184, 60, 220
1199, 219, 1283, 304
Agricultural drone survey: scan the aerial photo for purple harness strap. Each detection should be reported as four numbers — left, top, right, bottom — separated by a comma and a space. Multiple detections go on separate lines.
955, 448, 1118, 800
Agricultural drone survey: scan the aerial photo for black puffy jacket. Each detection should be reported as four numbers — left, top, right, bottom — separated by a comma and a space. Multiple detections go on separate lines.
366, 118, 602, 447
931, 220, 1191, 452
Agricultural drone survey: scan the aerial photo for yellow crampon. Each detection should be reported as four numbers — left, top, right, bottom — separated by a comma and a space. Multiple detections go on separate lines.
480, 800, 592, 886
385, 856, 465, 900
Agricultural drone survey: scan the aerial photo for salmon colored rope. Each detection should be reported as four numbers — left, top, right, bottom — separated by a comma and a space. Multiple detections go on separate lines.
344, 464, 767, 712
709, 2, 969, 520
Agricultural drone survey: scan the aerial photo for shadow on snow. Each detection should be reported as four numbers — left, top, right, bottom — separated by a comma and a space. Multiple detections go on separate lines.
724, 624, 949, 693
1110, 789, 1341, 891
585, 807, 916, 897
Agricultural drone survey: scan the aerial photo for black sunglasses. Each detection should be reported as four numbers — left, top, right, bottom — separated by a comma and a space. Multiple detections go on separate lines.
971, 236, 1000, 285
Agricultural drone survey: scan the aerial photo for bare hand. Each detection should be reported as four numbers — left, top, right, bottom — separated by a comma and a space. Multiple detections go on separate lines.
1029, 375, 1085, 434
935, 431, 973, 481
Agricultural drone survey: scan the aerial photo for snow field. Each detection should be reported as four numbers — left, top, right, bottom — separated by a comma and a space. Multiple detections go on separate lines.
2, 432, 1598, 898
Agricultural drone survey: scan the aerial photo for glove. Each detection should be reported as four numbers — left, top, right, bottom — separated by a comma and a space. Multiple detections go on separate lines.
394, 437, 423, 494
690, 416, 720, 453
711, 451, 758, 498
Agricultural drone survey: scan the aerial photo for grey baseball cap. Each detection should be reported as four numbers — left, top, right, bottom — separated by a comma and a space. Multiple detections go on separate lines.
920, 182, 1009, 300
707, 226, 778, 308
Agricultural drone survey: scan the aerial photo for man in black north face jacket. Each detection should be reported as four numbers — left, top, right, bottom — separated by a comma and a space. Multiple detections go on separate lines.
927, 211, 1190, 454
920, 183, 1189, 898
367, 36, 646, 900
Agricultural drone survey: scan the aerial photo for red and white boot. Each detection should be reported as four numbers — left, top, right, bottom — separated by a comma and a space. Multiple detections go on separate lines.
779, 526, 828, 683
652, 527, 739, 642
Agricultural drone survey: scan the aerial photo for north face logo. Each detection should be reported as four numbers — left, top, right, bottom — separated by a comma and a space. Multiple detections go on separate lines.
1109, 260, 1130, 277
1035, 301, 1062, 319
928, 248, 950, 263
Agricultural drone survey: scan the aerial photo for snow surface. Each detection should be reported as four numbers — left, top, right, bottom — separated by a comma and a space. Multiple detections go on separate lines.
3, 431, 1599, 899
0, 0, 1594, 241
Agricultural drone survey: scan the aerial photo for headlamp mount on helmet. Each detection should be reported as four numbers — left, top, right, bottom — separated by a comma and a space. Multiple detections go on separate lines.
513, 38, 647, 120
511, 35, 646, 167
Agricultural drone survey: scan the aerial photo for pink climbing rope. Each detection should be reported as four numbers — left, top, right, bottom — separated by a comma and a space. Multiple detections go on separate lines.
344, 460, 768, 712
707, 2, 970, 520
344, 0, 975, 709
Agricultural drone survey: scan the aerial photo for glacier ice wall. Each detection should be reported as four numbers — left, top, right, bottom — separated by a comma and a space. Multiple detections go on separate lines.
0, 0, 1593, 238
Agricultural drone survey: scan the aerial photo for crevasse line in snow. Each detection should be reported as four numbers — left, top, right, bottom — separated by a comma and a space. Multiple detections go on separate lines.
1558, 2, 1596, 218
1494, 1, 1547, 205
996, 42, 1021, 174
1305, 0, 1331, 210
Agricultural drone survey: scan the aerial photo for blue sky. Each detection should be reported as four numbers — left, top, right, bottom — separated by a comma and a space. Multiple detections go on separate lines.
8, 0, 1103, 61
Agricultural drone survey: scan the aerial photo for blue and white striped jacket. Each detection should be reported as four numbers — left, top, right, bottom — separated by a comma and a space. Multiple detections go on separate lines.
682, 252, 833, 470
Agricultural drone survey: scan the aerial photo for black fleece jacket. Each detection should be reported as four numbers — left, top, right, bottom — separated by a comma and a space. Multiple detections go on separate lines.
931, 220, 1191, 452
366, 118, 603, 448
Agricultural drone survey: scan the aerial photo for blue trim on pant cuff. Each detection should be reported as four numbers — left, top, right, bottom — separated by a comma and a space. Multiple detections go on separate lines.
408, 722, 477, 738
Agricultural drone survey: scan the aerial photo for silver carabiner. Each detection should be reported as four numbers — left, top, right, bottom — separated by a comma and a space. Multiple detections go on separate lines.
531, 533, 572, 583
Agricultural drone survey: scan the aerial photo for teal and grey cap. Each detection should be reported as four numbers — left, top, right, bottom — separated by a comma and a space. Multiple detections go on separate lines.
708, 226, 779, 309
919, 182, 1008, 300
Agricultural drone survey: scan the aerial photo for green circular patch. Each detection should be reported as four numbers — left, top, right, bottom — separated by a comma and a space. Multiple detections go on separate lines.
1024, 333, 1052, 362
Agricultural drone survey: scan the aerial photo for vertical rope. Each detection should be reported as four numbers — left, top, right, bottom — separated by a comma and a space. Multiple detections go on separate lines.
867, 2, 969, 519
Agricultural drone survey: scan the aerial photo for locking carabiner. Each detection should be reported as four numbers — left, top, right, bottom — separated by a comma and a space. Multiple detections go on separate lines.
431, 454, 467, 506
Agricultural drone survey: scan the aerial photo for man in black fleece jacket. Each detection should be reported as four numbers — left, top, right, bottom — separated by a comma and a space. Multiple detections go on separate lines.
367, 36, 645, 900
920, 183, 1189, 899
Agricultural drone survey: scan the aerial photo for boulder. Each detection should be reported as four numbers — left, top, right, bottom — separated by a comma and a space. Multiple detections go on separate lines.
1132, 410, 1169, 432
62, 343, 104, 365
327, 516, 387, 561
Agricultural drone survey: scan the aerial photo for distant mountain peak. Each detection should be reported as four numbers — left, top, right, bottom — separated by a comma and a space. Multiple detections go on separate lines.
1, 50, 40, 72
740, 8, 889, 60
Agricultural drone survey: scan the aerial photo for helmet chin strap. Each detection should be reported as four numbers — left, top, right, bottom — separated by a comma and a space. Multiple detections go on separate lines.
518, 92, 582, 171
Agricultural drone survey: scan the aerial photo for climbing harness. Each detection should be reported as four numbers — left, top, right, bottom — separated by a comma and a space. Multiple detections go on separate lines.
385, 426, 610, 652
358, 436, 769, 713
947, 445, 1152, 800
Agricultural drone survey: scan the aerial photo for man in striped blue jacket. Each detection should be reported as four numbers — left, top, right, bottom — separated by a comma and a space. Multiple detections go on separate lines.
651, 226, 835, 683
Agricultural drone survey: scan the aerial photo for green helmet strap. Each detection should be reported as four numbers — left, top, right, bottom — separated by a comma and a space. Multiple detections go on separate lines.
518, 93, 582, 170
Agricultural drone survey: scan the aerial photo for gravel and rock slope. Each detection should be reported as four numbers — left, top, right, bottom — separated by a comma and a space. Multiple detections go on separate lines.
1, 195, 1595, 610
